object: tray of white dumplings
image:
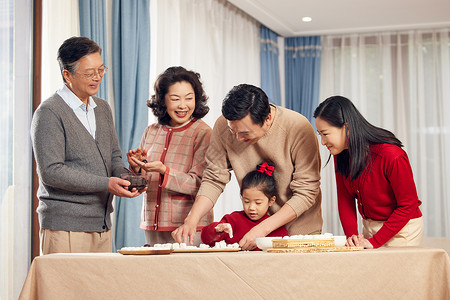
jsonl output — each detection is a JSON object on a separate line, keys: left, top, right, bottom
{"left": 171, "top": 241, "right": 241, "bottom": 253}
{"left": 118, "top": 241, "right": 241, "bottom": 255}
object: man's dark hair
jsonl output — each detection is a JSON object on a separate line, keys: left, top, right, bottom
{"left": 221, "top": 84, "right": 270, "bottom": 126}
{"left": 57, "top": 36, "right": 102, "bottom": 82}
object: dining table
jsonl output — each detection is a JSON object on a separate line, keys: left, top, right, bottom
{"left": 19, "top": 246, "right": 450, "bottom": 300}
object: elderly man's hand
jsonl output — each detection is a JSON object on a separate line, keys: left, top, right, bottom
{"left": 108, "top": 177, "right": 146, "bottom": 198}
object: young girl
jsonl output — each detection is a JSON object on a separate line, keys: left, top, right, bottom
{"left": 201, "top": 162, "right": 289, "bottom": 250}
{"left": 127, "top": 66, "right": 213, "bottom": 245}
{"left": 314, "top": 96, "right": 423, "bottom": 249}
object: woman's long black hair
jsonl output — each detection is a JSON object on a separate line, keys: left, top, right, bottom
{"left": 313, "top": 96, "right": 403, "bottom": 181}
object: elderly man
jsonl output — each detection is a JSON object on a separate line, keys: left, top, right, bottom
{"left": 31, "top": 36, "right": 143, "bottom": 255}
{"left": 173, "top": 84, "right": 322, "bottom": 250}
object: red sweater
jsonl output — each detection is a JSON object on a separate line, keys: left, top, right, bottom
{"left": 201, "top": 211, "right": 289, "bottom": 250}
{"left": 335, "top": 143, "right": 422, "bottom": 248}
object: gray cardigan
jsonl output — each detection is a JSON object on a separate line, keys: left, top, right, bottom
{"left": 31, "top": 93, "right": 128, "bottom": 232}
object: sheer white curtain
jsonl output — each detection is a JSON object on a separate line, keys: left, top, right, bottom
{"left": 41, "top": 0, "right": 79, "bottom": 101}
{"left": 151, "top": 0, "right": 261, "bottom": 219}
{"left": 1, "top": 0, "right": 33, "bottom": 298}
{"left": 319, "top": 29, "right": 450, "bottom": 237}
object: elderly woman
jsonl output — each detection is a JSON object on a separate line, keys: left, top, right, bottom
{"left": 127, "top": 66, "right": 212, "bottom": 246}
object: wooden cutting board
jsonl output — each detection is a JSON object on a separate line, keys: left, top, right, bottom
{"left": 267, "top": 246, "right": 363, "bottom": 253}
{"left": 118, "top": 249, "right": 174, "bottom": 255}
{"left": 272, "top": 238, "right": 335, "bottom": 248}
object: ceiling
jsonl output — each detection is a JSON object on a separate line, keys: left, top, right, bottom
{"left": 228, "top": 0, "right": 450, "bottom": 37}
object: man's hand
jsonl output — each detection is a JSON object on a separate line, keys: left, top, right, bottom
{"left": 238, "top": 203, "right": 296, "bottom": 250}
{"left": 172, "top": 218, "right": 198, "bottom": 245}
{"left": 172, "top": 195, "right": 215, "bottom": 245}
{"left": 108, "top": 177, "right": 146, "bottom": 198}
{"left": 238, "top": 225, "right": 267, "bottom": 250}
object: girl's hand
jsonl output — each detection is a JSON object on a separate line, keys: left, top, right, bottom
{"left": 215, "top": 223, "right": 233, "bottom": 238}
{"left": 131, "top": 157, "right": 166, "bottom": 175}
{"left": 127, "top": 148, "right": 148, "bottom": 173}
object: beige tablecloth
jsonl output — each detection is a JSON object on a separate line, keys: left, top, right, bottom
{"left": 19, "top": 247, "right": 450, "bottom": 300}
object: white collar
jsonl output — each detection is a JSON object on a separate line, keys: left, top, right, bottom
{"left": 57, "top": 84, "right": 97, "bottom": 111}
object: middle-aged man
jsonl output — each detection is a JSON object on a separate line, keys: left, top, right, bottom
{"left": 173, "top": 84, "right": 322, "bottom": 250}
{"left": 31, "top": 36, "right": 144, "bottom": 255}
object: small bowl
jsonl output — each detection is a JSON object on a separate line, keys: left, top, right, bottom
{"left": 121, "top": 173, "right": 150, "bottom": 191}
{"left": 255, "top": 237, "right": 282, "bottom": 251}
{"left": 333, "top": 236, "right": 347, "bottom": 247}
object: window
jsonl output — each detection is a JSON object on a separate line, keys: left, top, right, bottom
{"left": 0, "top": 0, "right": 13, "bottom": 209}
{"left": 0, "top": 0, "right": 33, "bottom": 298}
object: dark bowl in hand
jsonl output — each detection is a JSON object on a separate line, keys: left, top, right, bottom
{"left": 121, "top": 173, "right": 150, "bottom": 191}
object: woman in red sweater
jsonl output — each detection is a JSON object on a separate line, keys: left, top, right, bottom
{"left": 314, "top": 96, "right": 423, "bottom": 249}
{"left": 201, "top": 162, "right": 288, "bottom": 250}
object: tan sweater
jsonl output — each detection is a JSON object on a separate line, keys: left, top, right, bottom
{"left": 198, "top": 105, "right": 322, "bottom": 235}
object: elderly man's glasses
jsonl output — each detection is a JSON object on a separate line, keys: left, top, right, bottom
{"left": 76, "top": 67, "right": 108, "bottom": 79}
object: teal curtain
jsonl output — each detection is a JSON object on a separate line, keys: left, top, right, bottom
{"left": 260, "top": 25, "right": 281, "bottom": 105}
{"left": 78, "top": 0, "right": 108, "bottom": 100}
{"left": 112, "top": 0, "right": 150, "bottom": 249}
{"left": 285, "top": 36, "right": 321, "bottom": 122}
